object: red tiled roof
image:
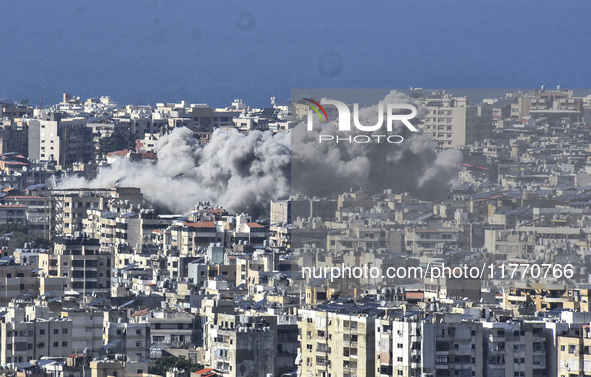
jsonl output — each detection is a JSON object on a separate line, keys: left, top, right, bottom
{"left": 141, "top": 152, "right": 157, "bottom": 159}
{"left": 130, "top": 308, "right": 150, "bottom": 318}
{"left": 185, "top": 221, "right": 216, "bottom": 228}
{"left": 246, "top": 222, "right": 264, "bottom": 228}
{"left": 194, "top": 369, "right": 216, "bottom": 376}
{"left": 405, "top": 292, "right": 424, "bottom": 299}
{"left": 107, "top": 149, "right": 129, "bottom": 157}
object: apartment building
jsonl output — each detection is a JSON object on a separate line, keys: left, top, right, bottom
{"left": 202, "top": 311, "right": 277, "bottom": 377}
{"left": 421, "top": 93, "right": 493, "bottom": 148}
{"left": 483, "top": 321, "right": 547, "bottom": 377}
{"left": 28, "top": 114, "right": 93, "bottom": 167}
{"left": 504, "top": 283, "right": 591, "bottom": 312}
{"left": 405, "top": 227, "right": 461, "bottom": 255}
{"left": 517, "top": 88, "right": 583, "bottom": 122}
{"left": 102, "top": 312, "right": 150, "bottom": 363}
{"left": 50, "top": 187, "right": 143, "bottom": 237}
{"left": 299, "top": 300, "right": 378, "bottom": 377}
{"left": 61, "top": 308, "right": 105, "bottom": 355}
{"left": 140, "top": 309, "right": 200, "bottom": 357}
{"left": 376, "top": 312, "right": 484, "bottom": 377}
{"left": 169, "top": 221, "right": 223, "bottom": 254}
{"left": 38, "top": 236, "right": 111, "bottom": 294}
{"left": 0, "top": 120, "right": 26, "bottom": 155}
{"left": 0, "top": 303, "right": 73, "bottom": 364}
{"left": 0, "top": 195, "right": 50, "bottom": 235}
{"left": 0, "top": 261, "right": 65, "bottom": 305}
{"left": 558, "top": 324, "right": 591, "bottom": 377}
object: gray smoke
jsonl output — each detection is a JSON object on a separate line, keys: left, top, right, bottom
{"left": 58, "top": 127, "right": 291, "bottom": 215}
{"left": 59, "top": 91, "right": 461, "bottom": 216}
{"left": 291, "top": 90, "right": 463, "bottom": 200}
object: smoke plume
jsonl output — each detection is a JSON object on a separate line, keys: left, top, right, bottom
{"left": 58, "top": 127, "right": 291, "bottom": 215}
{"left": 291, "top": 90, "right": 463, "bottom": 200}
{"left": 59, "top": 91, "right": 461, "bottom": 216}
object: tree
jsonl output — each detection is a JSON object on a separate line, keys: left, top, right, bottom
{"left": 148, "top": 356, "right": 203, "bottom": 376}
{"left": 0, "top": 222, "right": 51, "bottom": 249}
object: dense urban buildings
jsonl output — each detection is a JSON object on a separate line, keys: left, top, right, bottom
{"left": 0, "top": 88, "right": 591, "bottom": 376}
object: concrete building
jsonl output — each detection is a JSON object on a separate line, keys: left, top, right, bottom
{"left": 376, "top": 312, "right": 484, "bottom": 377}
{"left": 102, "top": 312, "right": 150, "bottom": 363}
{"left": 0, "top": 262, "right": 65, "bottom": 305}
{"left": 38, "top": 236, "right": 111, "bottom": 294}
{"left": 203, "top": 311, "right": 277, "bottom": 377}
{"left": 28, "top": 115, "right": 93, "bottom": 168}
{"left": 483, "top": 321, "right": 547, "bottom": 377}
{"left": 49, "top": 187, "right": 143, "bottom": 237}
{"left": 0, "top": 120, "right": 26, "bottom": 155}
{"left": 141, "top": 309, "right": 200, "bottom": 357}
{"left": 558, "top": 324, "right": 591, "bottom": 377}
{"left": 421, "top": 92, "right": 493, "bottom": 148}
{"left": 299, "top": 301, "right": 378, "bottom": 377}
{"left": 0, "top": 303, "right": 73, "bottom": 364}
{"left": 61, "top": 308, "right": 105, "bottom": 355}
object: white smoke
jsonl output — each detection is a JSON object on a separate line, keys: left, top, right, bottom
{"left": 58, "top": 127, "right": 291, "bottom": 215}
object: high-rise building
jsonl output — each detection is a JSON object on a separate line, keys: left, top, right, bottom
{"left": 28, "top": 113, "right": 93, "bottom": 168}
{"left": 376, "top": 312, "right": 484, "bottom": 377}
{"left": 421, "top": 92, "right": 493, "bottom": 148}
{"left": 202, "top": 303, "right": 278, "bottom": 377}
{"left": 299, "top": 301, "right": 378, "bottom": 377}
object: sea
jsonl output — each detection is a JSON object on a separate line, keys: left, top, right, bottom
{"left": 1, "top": 0, "right": 591, "bottom": 108}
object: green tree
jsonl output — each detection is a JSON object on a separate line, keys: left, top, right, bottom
{"left": 0, "top": 222, "right": 51, "bottom": 249}
{"left": 148, "top": 356, "right": 203, "bottom": 376}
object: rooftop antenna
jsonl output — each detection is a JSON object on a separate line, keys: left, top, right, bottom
{"left": 38, "top": 79, "right": 45, "bottom": 109}
{"left": 24, "top": 80, "right": 30, "bottom": 104}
